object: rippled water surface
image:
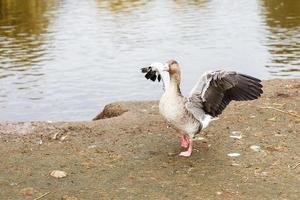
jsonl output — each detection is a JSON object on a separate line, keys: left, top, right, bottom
{"left": 0, "top": 0, "right": 299, "bottom": 121}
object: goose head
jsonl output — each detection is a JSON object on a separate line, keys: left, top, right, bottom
{"left": 164, "top": 60, "right": 181, "bottom": 87}
{"left": 164, "top": 60, "right": 181, "bottom": 75}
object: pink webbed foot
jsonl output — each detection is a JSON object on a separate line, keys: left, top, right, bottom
{"left": 180, "top": 134, "right": 189, "bottom": 148}
{"left": 179, "top": 138, "right": 193, "bottom": 157}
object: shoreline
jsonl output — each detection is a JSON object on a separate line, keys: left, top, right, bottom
{"left": 0, "top": 79, "right": 299, "bottom": 199}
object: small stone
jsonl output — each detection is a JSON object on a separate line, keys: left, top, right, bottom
{"left": 60, "top": 135, "right": 67, "bottom": 141}
{"left": 50, "top": 170, "right": 67, "bottom": 178}
{"left": 216, "top": 191, "right": 223, "bottom": 195}
{"left": 230, "top": 131, "right": 242, "bottom": 139}
{"left": 227, "top": 153, "right": 240, "bottom": 157}
{"left": 250, "top": 145, "right": 261, "bottom": 152}
{"left": 194, "top": 136, "right": 207, "bottom": 141}
{"left": 88, "top": 144, "right": 97, "bottom": 149}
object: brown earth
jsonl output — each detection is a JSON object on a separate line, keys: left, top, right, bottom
{"left": 0, "top": 79, "right": 299, "bottom": 200}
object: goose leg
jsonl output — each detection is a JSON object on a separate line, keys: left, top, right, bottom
{"left": 179, "top": 138, "right": 193, "bottom": 157}
{"left": 180, "top": 133, "right": 189, "bottom": 148}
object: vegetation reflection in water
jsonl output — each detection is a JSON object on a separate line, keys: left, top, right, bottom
{"left": 0, "top": 0, "right": 58, "bottom": 109}
{"left": 0, "top": 0, "right": 57, "bottom": 72}
{"left": 0, "top": 0, "right": 299, "bottom": 121}
{"left": 262, "top": 0, "right": 300, "bottom": 76}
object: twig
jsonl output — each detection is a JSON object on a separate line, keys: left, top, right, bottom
{"left": 292, "top": 163, "right": 300, "bottom": 169}
{"left": 259, "top": 106, "right": 300, "bottom": 119}
{"left": 33, "top": 192, "right": 50, "bottom": 200}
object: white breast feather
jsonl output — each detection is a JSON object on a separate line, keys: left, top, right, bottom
{"left": 159, "top": 91, "right": 181, "bottom": 121}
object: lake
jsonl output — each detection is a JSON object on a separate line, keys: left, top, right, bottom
{"left": 0, "top": 0, "right": 299, "bottom": 121}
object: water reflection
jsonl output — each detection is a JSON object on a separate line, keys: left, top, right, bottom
{"left": 0, "top": 0, "right": 57, "bottom": 78}
{"left": 261, "top": 0, "right": 300, "bottom": 76}
{"left": 262, "top": 0, "right": 300, "bottom": 28}
{"left": 173, "top": 0, "right": 207, "bottom": 7}
{"left": 0, "top": 0, "right": 58, "bottom": 120}
{"left": 0, "top": 0, "right": 299, "bottom": 121}
{"left": 97, "top": 0, "right": 149, "bottom": 12}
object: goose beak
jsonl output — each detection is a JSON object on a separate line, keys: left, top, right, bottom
{"left": 163, "top": 64, "right": 169, "bottom": 72}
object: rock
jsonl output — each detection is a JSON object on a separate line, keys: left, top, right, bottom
{"left": 50, "top": 170, "right": 67, "bottom": 178}
{"left": 60, "top": 135, "right": 67, "bottom": 141}
{"left": 93, "top": 103, "right": 128, "bottom": 120}
{"left": 250, "top": 145, "right": 261, "bottom": 152}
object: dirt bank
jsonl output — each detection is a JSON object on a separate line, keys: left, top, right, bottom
{"left": 0, "top": 79, "right": 299, "bottom": 200}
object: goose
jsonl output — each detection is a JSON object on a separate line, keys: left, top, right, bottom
{"left": 141, "top": 60, "right": 263, "bottom": 157}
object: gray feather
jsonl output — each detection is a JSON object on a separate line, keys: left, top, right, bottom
{"left": 186, "top": 70, "right": 263, "bottom": 118}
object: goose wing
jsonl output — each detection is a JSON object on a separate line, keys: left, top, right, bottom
{"left": 185, "top": 70, "right": 263, "bottom": 118}
{"left": 141, "top": 63, "right": 170, "bottom": 90}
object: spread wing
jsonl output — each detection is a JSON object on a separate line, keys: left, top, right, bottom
{"left": 186, "top": 70, "right": 263, "bottom": 118}
{"left": 141, "top": 63, "right": 170, "bottom": 91}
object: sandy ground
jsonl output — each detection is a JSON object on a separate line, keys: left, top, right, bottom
{"left": 0, "top": 79, "right": 299, "bottom": 200}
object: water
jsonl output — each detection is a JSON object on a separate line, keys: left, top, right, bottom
{"left": 0, "top": 0, "right": 299, "bottom": 121}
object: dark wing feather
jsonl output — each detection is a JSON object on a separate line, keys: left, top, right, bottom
{"left": 141, "top": 66, "right": 159, "bottom": 82}
{"left": 141, "top": 64, "right": 170, "bottom": 91}
{"left": 188, "top": 70, "right": 263, "bottom": 118}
